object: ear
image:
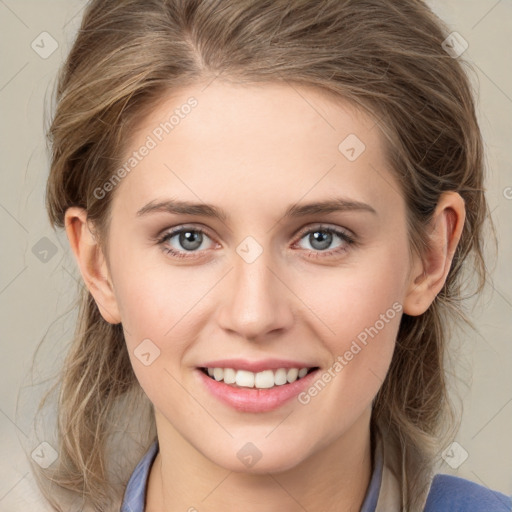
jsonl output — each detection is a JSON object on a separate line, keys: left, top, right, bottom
{"left": 403, "top": 191, "right": 466, "bottom": 316}
{"left": 64, "top": 207, "right": 121, "bottom": 324}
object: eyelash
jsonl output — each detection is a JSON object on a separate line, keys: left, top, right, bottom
{"left": 156, "top": 224, "right": 356, "bottom": 260}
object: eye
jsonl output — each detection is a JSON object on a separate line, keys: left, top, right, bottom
{"left": 293, "top": 225, "right": 356, "bottom": 258}
{"left": 157, "top": 226, "right": 217, "bottom": 259}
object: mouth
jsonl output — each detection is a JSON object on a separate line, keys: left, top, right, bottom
{"left": 199, "top": 366, "right": 320, "bottom": 389}
{"left": 196, "top": 365, "right": 321, "bottom": 413}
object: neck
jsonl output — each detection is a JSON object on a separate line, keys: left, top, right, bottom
{"left": 146, "top": 408, "right": 373, "bottom": 512}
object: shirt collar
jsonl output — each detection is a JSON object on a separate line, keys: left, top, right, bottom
{"left": 121, "top": 439, "right": 159, "bottom": 512}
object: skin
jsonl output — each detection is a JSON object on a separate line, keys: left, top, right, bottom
{"left": 65, "top": 81, "right": 465, "bottom": 511}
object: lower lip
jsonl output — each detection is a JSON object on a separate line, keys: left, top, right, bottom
{"left": 196, "top": 368, "right": 320, "bottom": 413}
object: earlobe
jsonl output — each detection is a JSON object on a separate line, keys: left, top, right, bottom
{"left": 64, "top": 207, "right": 122, "bottom": 324}
{"left": 403, "top": 192, "right": 466, "bottom": 316}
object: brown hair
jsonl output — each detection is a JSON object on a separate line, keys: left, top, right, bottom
{"left": 27, "top": 0, "right": 495, "bottom": 510}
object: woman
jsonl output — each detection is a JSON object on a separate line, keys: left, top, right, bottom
{"left": 29, "top": 0, "right": 511, "bottom": 510}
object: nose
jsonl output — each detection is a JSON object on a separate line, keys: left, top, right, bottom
{"left": 216, "top": 246, "right": 295, "bottom": 342}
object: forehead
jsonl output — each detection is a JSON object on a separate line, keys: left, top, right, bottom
{"left": 111, "top": 80, "right": 403, "bottom": 221}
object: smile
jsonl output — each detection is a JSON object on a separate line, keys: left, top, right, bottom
{"left": 196, "top": 365, "right": 321, "bottom": 413}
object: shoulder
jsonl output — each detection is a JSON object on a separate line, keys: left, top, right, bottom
{"left": 424, "top": 473, "right": 512, "bottom": 512}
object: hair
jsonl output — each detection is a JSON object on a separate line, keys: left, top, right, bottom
{"left": 25, "top": 0, "right": 496, "bottom": 510}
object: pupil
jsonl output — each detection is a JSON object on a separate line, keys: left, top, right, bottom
{"left": 180, "top": 231, "right": 202, "bottom": 250}
{"left": 311, "top": 231, "right": 332, "bottom": 250}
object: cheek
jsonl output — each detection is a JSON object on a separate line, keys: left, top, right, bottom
{"left": 113, "top": 260, "right": 197, "bottom": 401}
{"left": 110, "top": 250, "right": 220, "bottom": 401}
{"left": 112, "top": 248, "right": 205, "bottom": 343}
{"left": 293, "top": 250, "right": 406, "bottom": 394}
{"left": 297, "top": 256, "right": 405, "bottom": 343}
{"left": 296, "top": 274, "right": 401, "bottom": 422}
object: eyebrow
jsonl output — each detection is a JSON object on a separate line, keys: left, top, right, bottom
{"left": 136, "top": 197, "right": 377, "bottom": 221}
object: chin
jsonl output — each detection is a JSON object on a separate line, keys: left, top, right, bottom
{"left": 201, "top": 438, "right": 312, "bottom": 475}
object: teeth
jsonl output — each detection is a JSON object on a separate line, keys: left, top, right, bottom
{"left": 255, "top": 370, "right": 274, "bottom": 389}
{"left": 223, "top": 368, "right": 236, "bottom": 384}
{"left": 286, "top": 368, "right": 298, "bottom": 383}
{"left": 236, "top": 370, "right": 255, "bottom": 388}
{"left": 298, "top": 368, "right": 308, "bottom": 378}
{"left": 274, "top": 368, "right": 288, "bottom": 385}
{"left": 204, "top": 367, "right": 313, "bottom": 389}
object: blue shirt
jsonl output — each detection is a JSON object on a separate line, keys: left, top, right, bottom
{"left": 121, "top": 440, "right": 512, "bottom": 511}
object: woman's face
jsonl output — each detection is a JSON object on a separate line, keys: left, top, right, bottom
{"left": 103, "top": 81, "right": 420, "bottom": 472}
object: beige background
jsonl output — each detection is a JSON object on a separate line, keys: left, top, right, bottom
{"left": 0, "top": 0, "right": 511, "bottom": 509}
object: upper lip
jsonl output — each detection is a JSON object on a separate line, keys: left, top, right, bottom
{"left": 199, "top": 358, "right": 319, "bottom": 373}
